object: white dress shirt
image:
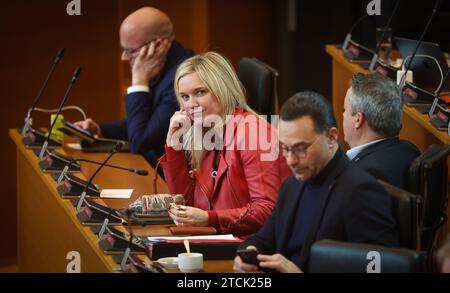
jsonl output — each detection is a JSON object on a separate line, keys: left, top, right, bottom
{"left": 346, "top": 138, "right": 388, "bottom": 161}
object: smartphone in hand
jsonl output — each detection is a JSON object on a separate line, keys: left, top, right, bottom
{"left": 236, "top": 249, "right": 259, "bottom": 266}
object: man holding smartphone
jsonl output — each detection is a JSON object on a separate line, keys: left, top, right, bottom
{"left": 233, "top": 91, "right": 399, "bottom": 273}
{"left": 75, "top": 7, "right": 194, "bottom": 170}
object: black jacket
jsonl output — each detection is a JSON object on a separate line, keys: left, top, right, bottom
{"left": 241, "top": 150, "right": 399, "bottom": 271}
{"left": 352, "top": 138, "right": 420, "bottom": 190}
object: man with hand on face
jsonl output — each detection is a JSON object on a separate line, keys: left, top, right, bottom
{"left": 75, "top": 7, "right": 194, "bottom": 169}
{"left": 233, "top": 91, "right": 399, "bottom": 273}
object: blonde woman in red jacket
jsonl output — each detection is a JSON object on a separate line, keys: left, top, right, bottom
{"left": 160, "top": 52, "right": 291, "bottom": 237}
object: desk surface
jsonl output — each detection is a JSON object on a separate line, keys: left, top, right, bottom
{"left": 10, "top": 129, "right": 234, "bottom": 272}
{"left": 325, "top": 44, "right": 450, "bottom": 147}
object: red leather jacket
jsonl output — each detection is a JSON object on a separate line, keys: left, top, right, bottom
{"left": 160, "top": 109, "right": 291, "bottom": 236}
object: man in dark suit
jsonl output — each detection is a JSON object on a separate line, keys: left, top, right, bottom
{"left": 343, "top": 73, "right": 420, "bottom": 190}
{"left": 75, "top": 7, "right": 194, "bottom": 168}
{"left": 233, "top": 91, "right": 399, "bottom": 273}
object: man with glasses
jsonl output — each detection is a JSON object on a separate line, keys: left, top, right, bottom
{"left": 343, "top": 73, "right": 420, "bottom": 190}
{"left": 75, "top": 7, "right": 193, "bottom": 169}
{"left": 234, "top": 91, "right": 399, "bottom": 273}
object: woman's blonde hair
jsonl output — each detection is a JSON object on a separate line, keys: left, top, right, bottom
{"left": 174, "top": 52, "right": 254, "bottom": 169}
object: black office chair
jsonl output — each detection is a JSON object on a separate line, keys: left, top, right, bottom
{"left": 237, "top": 57, "right": 279, "bottom": 122}
{"left": 378, "top": 180, "right": 422, "bottom": 250}
{"left": 408, "top": 144, "right": 450, "bottom": 270}
{"left": 309, "top": 240, "right": 427, "bottom": 273}
{"left": 307, "top": 181, "right": 423, "bottom": 273}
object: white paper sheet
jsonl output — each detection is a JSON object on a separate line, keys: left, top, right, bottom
{"left": 100, "top": 189, "right": 133, "bottom": 199}
{"left": 147, "top": 234, "right": 238, "bottom": 242}
{"left": 66, "top": 143, "right": 82, "bottom": 150}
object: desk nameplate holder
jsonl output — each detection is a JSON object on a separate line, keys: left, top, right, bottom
{"left": 22, "top": 128, "right": 62, "bottom": 150}
{"left": 428, "top": 98, "right": 450, "bottom": 132}
{"left": 403, "top": 82, "right": 436, "bottom": 114}
{"left": 75, "top": 196, "right": 124, "bottom": 226}
{"left": 113, "top": 248, "right": 161, "bottom": 273}
{"left": 97, "top": 218, "right": 146, "bottom": 255}
{"left": 342, "top": 40, "right": 375, "bottom": 64}
{"left": 371, "top": 59, "right": 399, "bottom": 81}
{"left": 342, "top": 34, "right": 351, "bottom": 52}
{"left": 57, "top": 173, "right": 100, "bottom": 199}
{"left": 119, "top": 247, "right": 132, "bottom": 271}
{"left": 39, "top": 151, "right": 80, "bottom": 173}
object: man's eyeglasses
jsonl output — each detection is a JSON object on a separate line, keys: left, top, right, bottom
{"left": 122, "top": 40, "right": 154, "bottom": 56}
{"left": 280, "top": 136, "right": 321, "bottom": 159}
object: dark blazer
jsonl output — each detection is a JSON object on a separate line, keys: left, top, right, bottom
{"left": 100, "top": 41, "right": 194, "bottom": 167}
{"left": 241, "top": 151, "right": 399, "bottom": 271}
{"left": 352, "top": 138, "right": 420, "bottom": 190}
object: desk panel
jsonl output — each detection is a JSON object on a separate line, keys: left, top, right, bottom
{"left": 10, "top": 129, "right": 234, "bottom": 273}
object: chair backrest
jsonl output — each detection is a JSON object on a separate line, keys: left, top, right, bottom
{"left": 309, "top": 239, "right": 427, "bottom": 273}
{"left": 237, "top": 57, "right": 279, "bottom": 120}
{"left": 378, "top": 180, "right": 422, "bottom": 250}
{"left": 408, "top": 144, "right": 450, "bottom": 255}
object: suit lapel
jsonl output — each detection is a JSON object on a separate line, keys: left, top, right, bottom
{"left": 297, "top": 154, "right": 349, "bottom": 267}
{"left": 352, "top": 138, "right": 397, "bottom": 162}
{"left": 279, "top": 180, "right": 305, "bottom": 253}
{"left": 212, "top": 152, "right": 228, "bottom": 194}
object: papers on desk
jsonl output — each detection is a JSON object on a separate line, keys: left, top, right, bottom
{"left": 147, "top": 234, "right": 242, "bottom": 259}
{"left": 100, "top": 189, "right": 133, "bottom": 199}
{"left": 66, "top": 143, "right": 82, "bottom": 150}
{"left": 147, "top": 234, "right": 240, "bottom": 243}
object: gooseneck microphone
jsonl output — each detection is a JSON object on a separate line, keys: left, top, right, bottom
{"left": 369, "top": 0, "right": 401, "bottom": 71}
{"left": 76, "top": 142, "right": 123, "bottom": 211}
{"left": 428, "top": 68, "right": 450, "bottom": 117}
{"left": 342, "top": 14, "right": 368, "bottom": 50}
{"left": 57, "top": 157, "right": 148, "bottom": 184}
{"left": 39, "top": 66, "right": 82, "bottom": 159}
{"left": 22, "top": 48, "right": 65, "bottom": 136}
{"left": 435, "top": 69, "right": 450, "bottom": 98}
{"left": 399, "top": 0, "right": 442, "bottom": 87}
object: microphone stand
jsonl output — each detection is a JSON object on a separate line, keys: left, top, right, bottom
{"left": 22, "top": 48, "right": 65, "bottom": 148}
{"left": 75, "top": 142, "right": 123, "bottom": 212}
{"left": 39, "top": 67, "right": 82, "bottom": 160}
{"left": 369, "top": 0, "right": 401, "bottom": 71}
{"left": 55, "top": 157, "right": 148, "bottom": 183}
{"left": 22, "top": 48, "right": 65, "bottom": 135}
{"left": 399, "top": 0, "right": 442, "bottom": 88}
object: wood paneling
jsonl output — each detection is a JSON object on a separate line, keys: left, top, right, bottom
{"left": 2, "top": 0, "right": 276, "bottom": 266}
{"left": 208, "top": 0, "right": 276, "bottom": 67}
{"left": 0, "top": 0, "right": 122, "bottom": 265}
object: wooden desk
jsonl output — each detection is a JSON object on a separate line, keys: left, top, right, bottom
{"left": 325, "top": 44, "right": 450, "bottom": 242}
{"left": 9, "top": 129, "right": 233, "bottom": 272}
{"left": 325, "top": 44, "right": 450, "bottom": 150}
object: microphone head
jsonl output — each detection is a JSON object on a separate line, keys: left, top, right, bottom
{"left": 55, "top": 48, "right": 65, "bottom": 63}
{"left": 135, "top": 169, "right": 149, "bottom": 176}
{"left": 434, "top": 0, "right": 442, "bottom": 10}
{"left": 73, "top": 66, "right": 82, "bottom": 79}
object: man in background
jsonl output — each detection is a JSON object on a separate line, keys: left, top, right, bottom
{"left": 75, "top": 7, "right": 193, "bottom": 169}
{"left": 343, "top": 72, "right": 420, "bottom": 190}
{"left": 234, "top": 91, "right": 399, "bottom": 273}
